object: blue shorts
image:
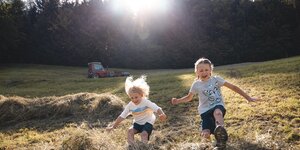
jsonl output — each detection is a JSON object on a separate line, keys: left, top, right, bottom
{"left": 133, "top": 122, "right": 153, "bottom": 139}
{"left": 200, "top": 105, "right": 226, "bottom": 134}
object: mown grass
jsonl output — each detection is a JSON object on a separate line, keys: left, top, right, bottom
{"left": 0, "top": 56, "right": 299, "bottom": 149}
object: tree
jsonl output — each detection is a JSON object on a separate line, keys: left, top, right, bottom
{"left": 0, "top": 0, "right": 26, "bottom": 63}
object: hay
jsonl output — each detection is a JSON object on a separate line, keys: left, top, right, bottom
{"left": 0, "top": 93, "right": 125, "bottom": 127}
{"left": 61, "top": 128, "right": 123, "bottom": 150}
{"left": 61, "top": 130, "right": 95, "bottom": 150}
{"left": 176, "top": 142, "right": 212, "bottom": 150}
{"left": 0, "top": 96, "right": 30, "bottom": 123}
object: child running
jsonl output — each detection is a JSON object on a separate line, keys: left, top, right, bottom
{"left": 107, "top": 76, "right": 167, "bottom": 145}
{"left": 171, "top": 57, "right": 259, "bottom": 149}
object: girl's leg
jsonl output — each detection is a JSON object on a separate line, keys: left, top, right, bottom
{"left": 140, "top": 131, "right": 149, "bottom": 143}
{"left": 213, "top": 108, "right": 224, "bottom": 126}
{"left": 140, "top": 123, "right": 153, "bottom": 144}
{"left": 127, "top": 127, "right": 138, "bottom": 145}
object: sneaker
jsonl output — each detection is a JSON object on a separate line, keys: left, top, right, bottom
{"left": 214, "top": 125, "right": 228, "bottom": 149}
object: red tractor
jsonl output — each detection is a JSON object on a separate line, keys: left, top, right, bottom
{"left": 87, "top": 62, "right": 130, "bottom": 78}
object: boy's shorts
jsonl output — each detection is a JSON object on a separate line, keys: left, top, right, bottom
{"left": 133, "top": 122, "right": 153, "bottom": 139}
{"left": 200, "top": 105, "right": 226, "bottom": 134}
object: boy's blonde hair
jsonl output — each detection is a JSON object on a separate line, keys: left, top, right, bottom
{"left": 194, "top": 57, "right": 214, "bottom": 73}
{"left": 125, "top": 76, "right": 150, "bottom": 98}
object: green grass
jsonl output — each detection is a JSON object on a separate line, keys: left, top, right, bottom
{"left": 0, "top": 56, "right": 300, "bottom": 149}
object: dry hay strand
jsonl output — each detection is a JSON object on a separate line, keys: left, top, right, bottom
{"left": 0, "top": 93, "right": 125, "bottom": 127}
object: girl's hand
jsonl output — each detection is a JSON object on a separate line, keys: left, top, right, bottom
{"left": 106, "top": 126, "right": 114, "bottom": 132}
{"left": 159, "top": 114, "right": 167, "bottom": 121}
{"left": 247, "top": 97, "right": 260, "bottom": 102}
{"left": 171, "top": 98, "right": 178, "bottom": 105}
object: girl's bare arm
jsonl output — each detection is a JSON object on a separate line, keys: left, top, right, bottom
{"left": 157, "top": 108, "right": 167, "bottom": 121}
{"left": 171, "top": 92, "right": 194, "bottom": 105}
{"left": 106, "top": 116, "right": 125, "bottom": 131}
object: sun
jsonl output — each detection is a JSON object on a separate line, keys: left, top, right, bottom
{"left": 109, "top": 0, "right": 170, "bottom": 40}
{"left": 113, "top": 0, "right": 168, "bottom": 16}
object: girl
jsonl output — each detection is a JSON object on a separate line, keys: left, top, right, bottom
{"left": 107, "top": 76, "right": 167, "bottom": 145}
{"left": 171, "top": 57, "right": 258, "bottom": 149}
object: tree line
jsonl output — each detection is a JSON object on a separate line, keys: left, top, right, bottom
{"left": 1, "top": 0, "right": 299, "bottom": 69}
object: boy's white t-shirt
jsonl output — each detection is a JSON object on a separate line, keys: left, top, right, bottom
{"left": 189, "top": 76, "right": 226, "bottom": 115}
{"left": 119, "top": 98, "right": 161, "bottom": 125}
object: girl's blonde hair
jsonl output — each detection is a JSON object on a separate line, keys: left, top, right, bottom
{"left": 194, "top": 57, "right": 214, "bottom": 73}
{"left": 125, "top": 75, "right": 150, "bottom": 98}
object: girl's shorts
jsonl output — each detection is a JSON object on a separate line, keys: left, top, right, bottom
{"left": 200, "top": 105, "right": 226, "bottom": 134}
{"left": 133, "top": 122, "right": 153, "bottom": 139}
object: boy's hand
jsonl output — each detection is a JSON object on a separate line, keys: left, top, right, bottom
{"left": 171, "top": 98, "right": 178, "bottom": 105}
{"left": 159, "top": 114, "right": 167, "bottom": 121}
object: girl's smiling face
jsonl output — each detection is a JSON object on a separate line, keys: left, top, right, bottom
{"left": 196, "top": 63, "right": 212, "bottom": 81}
{"left": 128, "top": 92, "right": 143, "bottom": 105}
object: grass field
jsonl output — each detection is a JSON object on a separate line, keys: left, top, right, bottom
{"left": 0, "top": 56, "right": 299, "bottom": 149}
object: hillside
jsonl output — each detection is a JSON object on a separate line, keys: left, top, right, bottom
{"left": 0, "top": 56, "right": 299, "bottom": 149}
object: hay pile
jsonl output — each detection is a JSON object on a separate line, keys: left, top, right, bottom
{"left": 0, "top": 93, "right": 125, "bottom": 127}
{"left": 61, "top": 128, "right": 123, "bottom": 150}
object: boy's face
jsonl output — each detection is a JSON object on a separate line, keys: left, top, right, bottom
{"left": 196, "top": 63, "right": 212, "bottom": 81}
{"left": 128, "top": 92, "right": 143, "bottom": 105}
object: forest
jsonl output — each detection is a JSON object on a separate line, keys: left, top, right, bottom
{"left": 1, "top": 0, "right": 300, "bottom": 69}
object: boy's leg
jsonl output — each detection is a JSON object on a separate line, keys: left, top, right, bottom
{"left": 213, "top": 106, "right": 228, "bottom": 149}
{"left": 200, "top": 111, "right": 215, "bottom": 142}
{"left": 200, "top": 129, "right": 211, "bottom": 142}
{"left": 213, "top": 108, "right": 224, "bottom": 126}
{"left": 214, "top": 125, "right": 228, "bottom": 149}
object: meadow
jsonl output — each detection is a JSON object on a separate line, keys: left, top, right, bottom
{"left": 0, "top": 56, "right": 299, "bottom": 150}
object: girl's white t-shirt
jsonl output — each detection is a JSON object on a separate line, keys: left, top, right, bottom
{"left": 119, "top": 98, "right": 161, "bottom": 125}
{"left": 189, "top": 76, "right": 226, "bottom": 115}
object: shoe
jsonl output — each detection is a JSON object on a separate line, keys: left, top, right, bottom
{"left": 214, "top": 125, "right": 228, "bottom": 150}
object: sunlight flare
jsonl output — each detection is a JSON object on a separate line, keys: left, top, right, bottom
{"left": 113, "top": 0, "right": 168, "bottom": 16}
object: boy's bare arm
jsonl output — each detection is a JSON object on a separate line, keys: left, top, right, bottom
{"left": 223, "top": 82, "right": 258, "bottom": 102}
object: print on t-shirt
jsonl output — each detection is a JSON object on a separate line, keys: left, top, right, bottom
{"left": 202, "top": 81, "right": 222, "bottom": 105}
